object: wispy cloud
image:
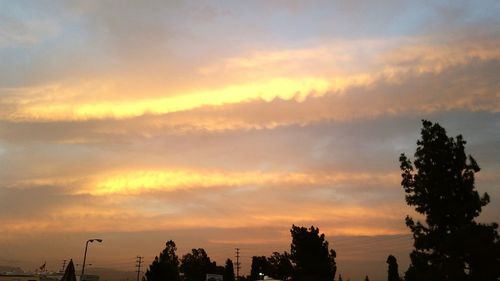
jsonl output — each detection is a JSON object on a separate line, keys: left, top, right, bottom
{"left": 2, "top": 38, "right": 498, "bottom": 124}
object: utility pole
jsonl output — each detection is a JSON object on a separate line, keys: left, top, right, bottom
{"left": 60, "top": 260, "right": 67, "bottom": 273}
{"left": 235, "top": 248, "right": 240, "bottom": 281}
{"left": 135, "top": 256, "right": 144, "bottom": 281}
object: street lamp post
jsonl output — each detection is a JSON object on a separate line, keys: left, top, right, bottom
{"left": 81, "top": 239, "right": 102, "bottom": 281}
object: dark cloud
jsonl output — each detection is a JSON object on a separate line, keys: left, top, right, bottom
{"left": 0, "top": 185, "right": 65, "bottom": 219}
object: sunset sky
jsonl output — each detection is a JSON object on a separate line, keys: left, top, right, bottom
{"left": 1, "top": 1, "right": 499, "bottom": 280}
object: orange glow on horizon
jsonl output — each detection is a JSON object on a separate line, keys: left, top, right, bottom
{"left": 0, "top": 203, "right": 408, "bottom": 236}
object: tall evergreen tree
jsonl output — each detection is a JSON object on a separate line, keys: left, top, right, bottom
{"left": 386, "top": 255, "right": 400, "bottom": 281}
{"left": 290, "top": 225, "right": 337, "bottom": 281}
{"left": 400, "top": 120, "right": 500, "bottom": 281}
{"left": 143, "top": 240, "right": 180, "bottom": 281}
{"left": 223, "top": 259, "right": 235, "bottom": 281}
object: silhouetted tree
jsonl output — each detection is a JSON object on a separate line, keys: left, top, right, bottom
{"left": 215, "top": 265, "right": 225, "bottom": 276}
{"left": 61, "top": 259, "right": 76, "bottom": 281}
{"left": 144, "top": 240, "right": 180, "bottom": 281}
{"left": 267, "top": 252, "right": 293, "bottom": 280}
{"left": 180, "top": 248, "right": 216, "bottom": 281}
{"left": 223, "top": 259, "right": 235, "bottom": 281}
{"left": 250, "top": 256, "right": 272, "bottom": 280}
{"left": 400, "top": 120, "right": 500, "bottom": 281}
{"left": 386, "top": 255, "right": 400, "bottom": 281}
{"left": 290, "top": 225, "right": 337, "bottom": 281}
{"left": 364, "top": 275, "right": 369, "bottom": 281}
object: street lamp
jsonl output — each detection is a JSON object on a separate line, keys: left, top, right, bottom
{"left": 81, "top": 239, "right": 103, "bottom": 281}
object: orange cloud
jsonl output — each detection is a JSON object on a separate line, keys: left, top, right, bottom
{"left": 4, "top": 38, "right": 498, "bottom": 123}
{"left": 0, "top": 199, "right": 407, "bottom": 237}
{"left": 83, "top": 168, "right": 399, "bottom": 196}
{"left": 2, "top": 77, "right": 333, "bottom": 121}
{"left": 0, "top": 166, "right": 407, "bottom": 238}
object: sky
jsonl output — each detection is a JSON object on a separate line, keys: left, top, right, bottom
{"left": 1, "top": 1, "right": 499, "bottom": 280}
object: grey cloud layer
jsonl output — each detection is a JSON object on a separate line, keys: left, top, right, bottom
{"left": 2, "top": 0, "right": 499, "bottom": 88}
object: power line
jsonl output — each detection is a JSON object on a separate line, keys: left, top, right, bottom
{"left": 99, "top": 259, "right": 139, "bottom": 266}
{"left": 135, "top": 256, "right": 144, "bottom": 281}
